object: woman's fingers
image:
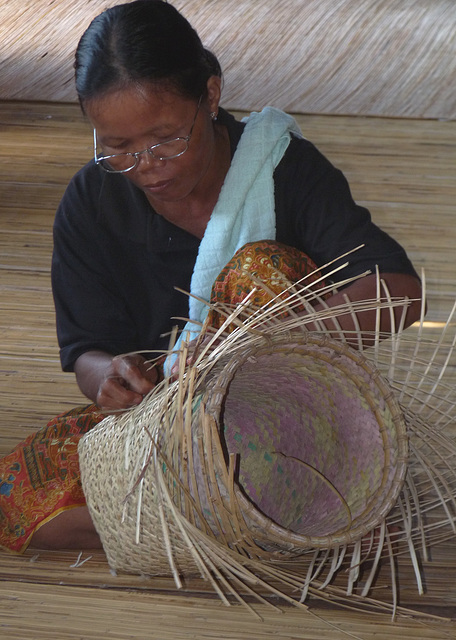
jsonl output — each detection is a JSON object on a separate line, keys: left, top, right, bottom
{"left": 97, "top": 355, "right": 159, "bottom": 411}
{"left": 96, "top": 375, "right": 143, "bottom": 410}
{"left": 112, "top": 354, "right": 157, "bottom": 394}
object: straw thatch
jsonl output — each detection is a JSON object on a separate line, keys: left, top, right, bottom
{"left": 0, "top": 0, "right": 455, "bottom": 119}
{"left": 79, "top": 266, "right": 456, "bottom": 619}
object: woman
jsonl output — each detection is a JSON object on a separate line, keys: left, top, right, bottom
{"left": 0, "top": 0, "right": 422, "bottom": 553}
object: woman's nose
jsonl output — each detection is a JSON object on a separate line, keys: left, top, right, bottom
{"left": 136, "top": 149, "right": 166, "bottom": 170}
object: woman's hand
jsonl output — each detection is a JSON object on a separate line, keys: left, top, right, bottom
{"left": 97, "top": 353, "right": 159, "bottom": 410}
{"left": 74, "top": 350, "right": 159, "bottom": 411}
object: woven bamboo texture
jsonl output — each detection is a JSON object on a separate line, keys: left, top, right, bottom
{"left": 0, "top": 0, "right": 455, "bottom": 119}
{"left": 1, "top": 102, "right": 456, "bottom": 637}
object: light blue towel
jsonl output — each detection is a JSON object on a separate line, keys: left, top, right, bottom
{"left": 166, "top": 107, "right": 302, "bottom": 371}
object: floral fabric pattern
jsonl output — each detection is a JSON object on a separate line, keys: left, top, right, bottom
{"left": 208, "top": 240, "right": 322, "bottom": 330}
{"left": 0, "top": 405, "right": 103, "bottom": 552}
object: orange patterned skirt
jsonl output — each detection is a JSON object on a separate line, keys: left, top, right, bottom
{"left": 0, "top": 240, "right": 321, "bottom": 553}
{"left": 0, "top": 405, "right": 104, "bottom": 552}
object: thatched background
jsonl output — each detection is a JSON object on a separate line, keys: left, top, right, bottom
{"left": 1, "top": 0, "right": 455, "bottom": 118}
{"left": 1, "top": 1, "right": 456, "bottom": 636}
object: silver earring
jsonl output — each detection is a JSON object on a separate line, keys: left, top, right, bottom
{"left": 210, "top": 111, "right": 218, "bottom": 121}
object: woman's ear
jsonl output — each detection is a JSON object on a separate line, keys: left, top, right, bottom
{"left": 206, "top": 75, "right": 222, "bottom": 115}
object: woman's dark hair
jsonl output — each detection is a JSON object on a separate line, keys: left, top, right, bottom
{"left": 75, "top": 0, "right": 222, "bottom": 105}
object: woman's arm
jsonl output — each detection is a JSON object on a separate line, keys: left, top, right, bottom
{"left": 74, "top": 350, "right": 159, "bottom": 411}
{"left": 309, "top": 272, "right": 423, "bottom": 344}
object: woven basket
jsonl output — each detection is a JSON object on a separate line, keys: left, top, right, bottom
{"left": 79, "top": 332, "right": 408, "bottom": 577}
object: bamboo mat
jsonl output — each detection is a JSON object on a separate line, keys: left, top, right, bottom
{"left": 1, "top": 101, "right": 456, "bottom": 637}
{"left": 0, "top": 0, "right": 455, "bottom": 119}
{"left": 2, "top": 581, "right": 455, "bottom": 640}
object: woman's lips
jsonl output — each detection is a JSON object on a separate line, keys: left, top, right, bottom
{"left": 143, "top": 179, "right": 172, "bottom": 194}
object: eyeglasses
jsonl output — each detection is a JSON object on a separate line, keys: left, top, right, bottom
{"left": 93, "top": 96, "right": 203, "bottom": 173}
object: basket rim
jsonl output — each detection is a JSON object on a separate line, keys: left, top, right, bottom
{"left": 203, "top": 333, "right": 409, "bottom": 549}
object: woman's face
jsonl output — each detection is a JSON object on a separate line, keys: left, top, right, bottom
{"left": 85, "top": 80, "right": 221, "bottom": 206}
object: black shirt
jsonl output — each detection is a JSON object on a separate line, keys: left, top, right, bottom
{"left": 52, "top": 108, "right": 417, "bottom": 371}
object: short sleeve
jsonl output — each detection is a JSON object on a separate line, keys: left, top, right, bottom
{"left": 274, "top": 136, "right": 418, "bottom": 283}
{"left": 51, "top": 167, "right": 139, "bottom": 370}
